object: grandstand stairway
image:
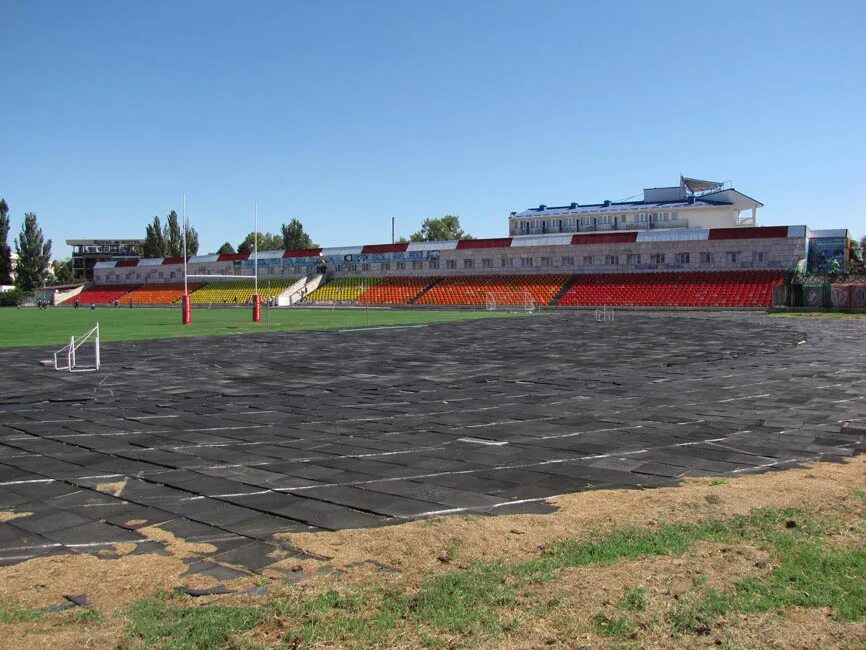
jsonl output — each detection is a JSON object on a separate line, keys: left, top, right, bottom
{"left": 408, "top": 278, "right": 443, "bottom": 304}
{"left": 550, "top": 276, "right": 581, "bottom": 306}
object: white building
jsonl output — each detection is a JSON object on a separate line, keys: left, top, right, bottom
{"left": 509, "top": 176, "right": 762, "bottom": 236}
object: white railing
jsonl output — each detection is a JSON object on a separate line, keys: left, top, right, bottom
{"left": 54, "top": 323, "right": 100, "bottom": 372}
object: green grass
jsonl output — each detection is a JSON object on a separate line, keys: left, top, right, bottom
{"left": 122, "top": 507, "right": 866, "bottom": 649}
{"left": 126, "top": 594, "right": 262, "bottom": 649}
{"left": 853, "top": 489, "right": 866, "bottom": 502}
{"left": 0, "top": 306, "right": 527, "bottom": 348}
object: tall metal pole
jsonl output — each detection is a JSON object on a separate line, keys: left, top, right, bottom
{"left": 252, "top": 201, "right": 261, "bottom": 322}
{"left": 391, "top": 217, "right": 395, "bottom": 244}
{"left": 182, "top": 193, "right": 188, "bottom": 296}
{"left": 181, "top": 193, "right": 191, "bottom": 325}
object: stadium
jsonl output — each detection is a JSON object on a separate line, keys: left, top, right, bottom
{"left": 50, "top": 177, "right": 863, "bottom": 314}
{"left": 1, "top": 176, "right": 865, "bottom": 648}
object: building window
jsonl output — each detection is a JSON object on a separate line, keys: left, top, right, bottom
{"left": 650, "top": 253, "right": 665, "bottom": 264}
{"left": 726, "top": 251, "right": 740, "bottom": 263}
{"left": 521, "top": 257, "right": 533, "bottom": 267}
{"left": 446, "top": 259, "right": 456, "bottom": 269}
{"left": 561, "top": 255, "right": 574, "bottom": 266}
{"left": 362, "top": 263, "right": 370, "bottom": 271}
{"left": 700, "top": 252, "right": 712, "bottom": 264}
{"left": 428, "top": 259, "right": 439, "bottom": 270}
{"left": 583, "top": 255, "right": 594, "bottom": 266}
{"left": 348, "top": 264, "right": 357, "bottom": 272}
{"left": 482, "top": 258, "right": 493, "bottom": 268}
{"left": 412, "top": 261, "right": 423, "bottom": 270}
{"left": 753, "top": 251, "right": 766, "bottom": 263}
{"left": 396, "top": 261, "right": 406, "bottom": 270}
{"left": 604, "top": 255, "right": 619, "bottom": 265}
{"left": 382, "top": 262, "right": 391, "bottom": 271}
{"left": 675, "top": 252, "right": 690, "bottom": 264}
{"left": 335, "top": 264, "right": 344, "bottom": 271}
{"left": 627, "top": 253, "right": 640, "bottom": 265}
{"left": 539, "top": 256, "right": 549, "bottom": 266}
{"left": 464, "top": 259, "right": 474, "bottom": 268}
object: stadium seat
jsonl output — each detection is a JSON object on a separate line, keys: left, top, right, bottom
{"left": 75, "top": 284, "right": 140, "bottom": 305}
{"left": 117, "top": 283, "right": 204, "bottom": 305}
{"left": 303, "top": 277, "right": 382, "bottom": 303}
{"left": 357, "top": 277, "right": 438, "bottom": 304}
{"left": 189, "top": 279, "right": 296, "bottom": 305}
{"left": 557, "top": 271, "right": 784, "bottom": 308}
{"left": 415, "top": 275, "right": 570, "bottom": 306}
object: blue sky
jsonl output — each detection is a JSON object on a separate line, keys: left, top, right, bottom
{"left": 2, "top": 0, "right": 864, "bottom": 257}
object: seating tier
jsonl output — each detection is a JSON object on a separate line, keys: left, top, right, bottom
{"left": 558, "top": 271, "right": 784, "bottom": 307}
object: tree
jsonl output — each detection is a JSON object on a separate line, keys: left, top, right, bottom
{"left": 14, "top": 212, "right": 52, "bottom": 290}
{"left": 143, "top": 216, "right": 165, "bottom": 258}
{"left": 860, "top": 235, "right": 866, "bottom": 264}
{"left": 163, "top": 211, "right": 184, "bottom": 258}
{"left": 0, "top": 199, "right": 12, "bottom": 284}
{"left": 237, "top": 231, "right": 282, "bottom": 253}
{"left": 51, "top": 258, "right": 75, "bottom": 284}
{"left": 409, "top": 215, "right": 473, "bottom": 242}
{"left": 280, "top": 219, "right": 316, "bottom": 250}
{"left": 396, "top": 236, "right": 409, "bottom": 244}
{"left": 143, "top": 211, "right": 198, "bottom": 258}
{"left": 216, "top": 242, "right": 236, "bottom": 255}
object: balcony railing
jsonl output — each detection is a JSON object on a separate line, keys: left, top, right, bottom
{"left": 510, "top": 219, "right": 690, "bottom": 236}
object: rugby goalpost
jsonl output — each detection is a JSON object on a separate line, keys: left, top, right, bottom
{"left": 180, "top": 196, "right": 262, "bottom": 325}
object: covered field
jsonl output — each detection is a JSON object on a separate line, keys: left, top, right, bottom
{"left": 0, "top": 311, "right": 864, "bottom": 647}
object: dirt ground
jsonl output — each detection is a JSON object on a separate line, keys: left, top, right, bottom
{"left": 0, "top": 456, "right": 864, "bottom": 649}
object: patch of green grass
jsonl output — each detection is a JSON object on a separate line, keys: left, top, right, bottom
{"left": 125, "top": 593, "right": 263, "bottom": 650}
{"left": 591, "top": 611, "right": 633, "bottom": 637}
{"left": 120, "top": 507, "right": 856, "bottom": 648}
{"left": 0, "top": 306, "right": 527, "bottom": 348}
{"left": 853, "top": 489, "right": 866, "bottom": 502}
{"left": 670, "top": 533, "right": 866, "bottom": 636}
{"left": 0, "top": 602, "right": 46, "bottom": 624}
{"left": 710, "top": 478, "right": 728, "bottom": 486}
{"left": 619, "top": 586, "right": 648, "bottom": 612}
{"left": 65, "top": 608, "right": 103, "bottom": 624}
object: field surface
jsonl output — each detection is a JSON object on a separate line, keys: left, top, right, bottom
{"left": 0, "top": 306, "right": 515, "bottom": 348}
{"left": 0, "top": 310, "right": 863, "bottom": 648}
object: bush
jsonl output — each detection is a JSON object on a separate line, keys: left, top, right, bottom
{"left": 0, "top": 288, "right": 27, "bottom": 306}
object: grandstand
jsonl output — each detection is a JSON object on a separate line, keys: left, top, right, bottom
{"left": 80, "top": 177, "right": 860, "bottom": 311}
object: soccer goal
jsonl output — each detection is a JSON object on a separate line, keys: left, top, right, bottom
{"left": 54, "top": 323, "right": 100, "bottom": 372}
{"left": 484, "top": 291, "right": 535, "bottom": 313}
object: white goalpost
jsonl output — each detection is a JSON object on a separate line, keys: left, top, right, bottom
{"left": 54, "top": 323, "right": 100, "bottom": 372}
{"left": 181, "top": 198, "right": 261, "bottom": 324}
{"left": 484, "top": 291, "right": 535, "bottom": 313}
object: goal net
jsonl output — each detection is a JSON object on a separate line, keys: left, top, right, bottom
{"left": 484, "top": 291, "right": 535, "bottom": 312}
{"left": 54, "top": 323, "right": 101, "bottom": 372}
